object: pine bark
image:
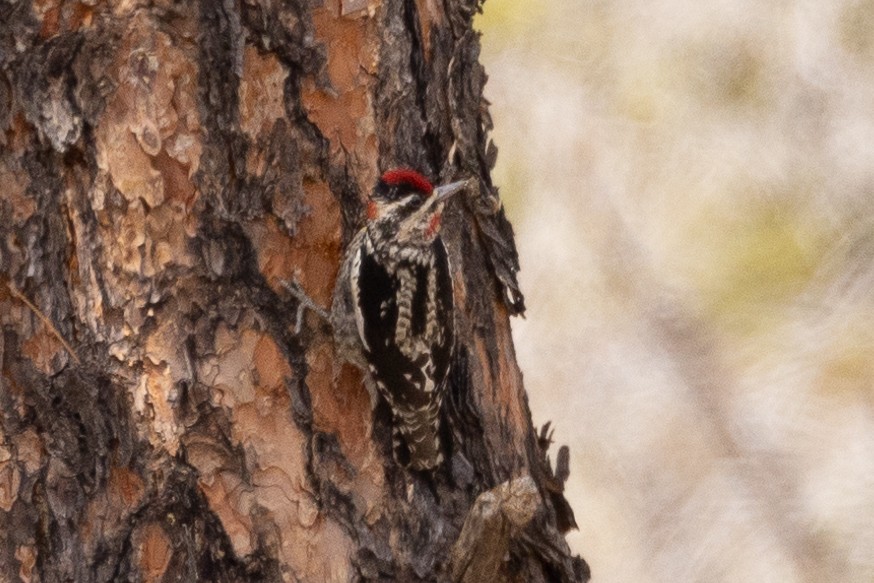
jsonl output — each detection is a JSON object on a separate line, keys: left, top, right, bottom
{"left": 0, "top": 1, "right": 586, "bottom": 581}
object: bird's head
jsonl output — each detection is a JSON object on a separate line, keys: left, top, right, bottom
{"left": 366, "top": 168, "right": 468, "bottom": 246}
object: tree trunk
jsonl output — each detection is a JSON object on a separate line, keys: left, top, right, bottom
{"left": 0, "top": 1, "right": 586, "bottom": 581}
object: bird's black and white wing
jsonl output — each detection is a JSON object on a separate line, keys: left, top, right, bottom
{"left": 351, "top": 237, "right": 454, "bottom": 469}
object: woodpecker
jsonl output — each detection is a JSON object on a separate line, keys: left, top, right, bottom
{"left": 332, "top": 168, "right": 468, "bottom": 471}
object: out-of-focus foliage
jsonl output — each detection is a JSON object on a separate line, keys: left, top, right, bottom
{"left": 477, "top": 1, "right": 874, "bottom": 581}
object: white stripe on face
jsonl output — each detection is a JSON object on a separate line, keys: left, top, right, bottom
{"left": 374, "top": 194, "right": 419, "bottom": 220}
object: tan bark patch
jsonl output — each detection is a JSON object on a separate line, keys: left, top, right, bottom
{"left": 209, "top": 324, "right": 258, "bottom": 408}
{"left": 68, "top": 2, "right": 94, "bottom": 30}
{"left": 198, "top": 470, "right": 256, "bottom": 556}
{"left": 291, "top": 179, "right": 344, "bottom": 306}
{"left": 249, "top": 179, "right": 342, "bottom": 308}
{"left": 239, "top": 46, "right": 288, "bottom": 141}
{"left": 193, "top": 320, "right": 356, "bottom": 579}
{"left": 95, "top": 11, "right": 201, "bottom": 208}
{"left": 100, "top": 120, "right": 165, "bottom": 206}
{"left": 494, "top": 317, "right": 530, "bottom": 474}
{"left": 0, "top": 165, "right": 33, "bottom": 223}
{"left": 474, "top": 328, "right": 530, "bottom": 478}
{"left": 15, "top": 545, "right": 36, "bottom": 583}
{"left": 136, "top": 365, "right": 181, "bottom": 456}
{"left": 21, "top": 326, "right": 65, "bottom": 376}
{"left": 34, "top": 0, "right": 60, "bottom": 39}
{"left": 302, "top": 3, "right": 379, "bottom": 194}
{"left": 306, "top": 342, "right": 372, "bottom": 466}
{"left": 143, "top": 201, "right": 195, "bottom": 275}
{"left": 151, "top": 151, "right": 196, "bottom": 209}
{"left": 108, "top": 466, "right": 146, "bottom": 509}
{"left": 144, "top": 302, "right": 189, "bottom": 373}
{"left": 0, "top": 113, "right": 31, "bottom": 154}
{"left": 253, "top": 333, "right": 288, "bottom": 390}
{"left": 134, "top": 523, "right": 173, "bottom": 582}
{"left": 80, "top": 464, "right": 147, "bottom": 553}
{"left": 13, "top": 429, "right": 43, "bottom": 475}
{"left": 0, "top": 445, "right": 20, "bottom": 512}
{"left": 306, "top": 342, "right": 387, "bottom": 520}
{"left": 114, "top": 200, "right": 147, "bottom": 275}
{"left": 34, "top": 0, "right": 94, "bottom": 38}
{"left": 415, "top": 0, "right": 446, "bottom": 60}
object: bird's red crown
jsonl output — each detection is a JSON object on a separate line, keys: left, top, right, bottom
{"left": 380, "top": 168, "right": 434, "bottom": 196}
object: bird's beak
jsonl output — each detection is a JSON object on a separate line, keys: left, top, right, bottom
{"left": 432, "top": 179, "right": 469, "bottom": 203}
{"left": 400, "top": 177, "right": 470, "bottom": 240}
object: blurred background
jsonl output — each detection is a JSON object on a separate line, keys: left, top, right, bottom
{"left": 476, "top": 1, "right": 874, "bottom": 581}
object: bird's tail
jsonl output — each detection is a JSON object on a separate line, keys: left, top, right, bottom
{"left": 392, "top": 403, "right": 443, "bottom": 471}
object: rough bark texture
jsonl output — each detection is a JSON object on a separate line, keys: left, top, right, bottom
{"left": 0, "top": 1, "right": 585, "bottom": 581}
